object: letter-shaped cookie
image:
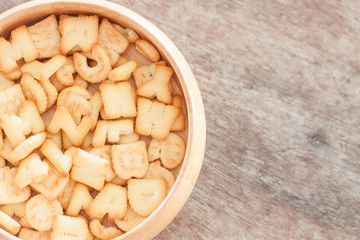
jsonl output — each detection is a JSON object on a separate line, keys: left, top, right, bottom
{"left": 40, "top": 139, "right": 73, "bottom": 176}
{"left": 135, "top": 97, "right": 179, "bottom": 140}
{"left": 66, "top": 183, "right": 93, "bottom": 217}
{"left": 0, "top": 37, "right": 21, "bottom": 73}
{"left": 70, "top": 149, "right": 109, "bottom": 190}
{"left": 51, "top": 215, "right": 89, "bottom": 240}
{"left": 85, "top": 183, "right": 127, "bottom": 221}
{"left": 28, "top": 14, "right": 61, "bottom": 58}
{"left": 59, "top": 15, "right": 98, "bottom": 54}
{"left": 0, "top": 84, "right": 26, "bottom": 116}
{"left": 100, "top": 81, "right": 137, "bottom": 119}
{"left": 10, "top": 25, "right": 39, "bottom": 62}
{"left": 98, "top": 18, "right": 129, "bottom": 66}
{"left": 136, "top": 64, "right": 173, "bottom": 104}
{"left": 21, "top": 55, "right": 66, "bottom": 82}
{"left": 13, "top": 153, "right": 49, "bottom": 189}
{"left": 0, "top": 167, "right": 30, "bottom": 204}
{"left": 0, "top": 112, "right": 31, "bottom": 148}
{"left": 92, "top": 119, "right": 133, "bottom": 148}
{"left": 47, "top": 106, "right": 93, "bottom": 147}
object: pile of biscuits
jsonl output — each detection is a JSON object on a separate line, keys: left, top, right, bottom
{"left": 0, "top": 14, "right": 186, "bottom": 240}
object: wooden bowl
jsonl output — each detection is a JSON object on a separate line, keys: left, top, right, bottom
{"left": 0, "top": 0, "right": 206, "bottom": 239}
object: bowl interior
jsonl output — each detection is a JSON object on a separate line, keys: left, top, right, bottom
{"left": 0, "top": 1, "right": 206, "bottom": 240}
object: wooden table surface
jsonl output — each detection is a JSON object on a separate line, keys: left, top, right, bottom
{"left": 2, "top": 0, "right": 360, "bottom": 239}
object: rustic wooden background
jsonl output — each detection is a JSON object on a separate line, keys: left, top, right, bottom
{"left": 2, "top": 0, "right": 360, "bottom": 239}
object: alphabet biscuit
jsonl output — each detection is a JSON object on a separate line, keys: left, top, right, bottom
{"left": 148, "top": 132, "right": 185, "bottom": 169}
{"left": 30, "top": 160, "right": 69, "bottom": 201}
{"left": 70, "top": 148, "right": 109, "bottom": 190}
{"left": 51, "top": 215, "right": 89, "bottom": 240}
{"left": 74, "top": 44, "right": 111, "bottom": 83}
{"left": 85, "top": 183, "right": 127, "bottom": 221}
{"left": 59, "top": 15, "right": 98, "bottom": 54}
{"left": 89, "top": 219, "right": 123, "bottom": 240}
{"left": 99, "top": 18, "right": 129, "bottom": 66}
{"left": 127, "top": 178, "right": 166, "bottom": 217}
{"left": 111, "top": 141, "right": 149, "bottom": 180}
{"left": 135, "top": 97, "right": 179, "bottom": 140}
{"left": 0, "top": 167, "right": 30, "bottom": 204}
{"left": 28, "top": 14, "right": 61, "bottom": 58}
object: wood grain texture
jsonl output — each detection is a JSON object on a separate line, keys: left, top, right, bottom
{"left": 1, "top": 0, "right": 360, "bottom": 239}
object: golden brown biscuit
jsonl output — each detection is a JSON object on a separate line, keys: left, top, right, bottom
{"left": 135, "top": 97, "right": 179, "bottom": 140}
{"left": 0, "top": 72, "right": 15, "bottom": 91}
{"left": 170, "top": 94, "right": 186, "bottom": 131}
{"left": 113, "top": 55, "right": 129, "bottom": 68}
{"left": 92, "top": 119, "right": 133, "bottom": 148}
{"left": 40, "top": 79, "right": 58, "bottom": 109}
{"left": 0, "top": 112, "right": 31, "bottom": 148}
{"left": 21, "top": 55, "right": 66, "bottom": 82}
{"left": 55, "top": 56, "right": 75, "bottom": 86}
{"left": 111, "top": 141, "right": 149, "bottom": 180}
{"left": 74, "top": 74, "right": 89, "bottom": 89}
{"left": 135, "top": 39, "right": 160, "bottom": 62}
{"left": 0, "top": 138, "right": 16, "bottom": 166}
{"left": 58, "top": 179, "right": 76, "bottom": 210}
{"left": 89, "top": 145, "right": 116, "bottom": 182}
{"left": 40, "top": 138, "right": 73, "bottom": 176}
{"left": 114, "top": 204, "right": 146, "bottom": 232}
{"left": 3, "top": 68, "right": 22, "bottom": 81}
{"left": 144, "top": 160, "right": 175, "bottom": 194}
{"left": 86, "top": 183, "right": 127, "bottom": 221}
{"left": 49, "top": 75, "right": 67, "bottom": 92}
{"left": 61, "top": 130, "right": 73, "bottom": 151}
{"left": 113, "top": 24, "right": 139, "bottom": 43}
{"left": 127, "top": 178, "right": 166, "bottom": 217}
{"left": 70, "top": 148, "right": 109, "bottom": 190}
{"left": 0, "top": 128, "right": 3, "bottom": 151}
{"left": 108, "top": 60, "right": 137, "bottom": 81}
{"left": 148, "top": 132, "right": 185, "bottom": 169}
{"left": 51, "top": 215, "right": 89, "bottom": 240}
{"left": 0, "top": 210, "right": 20, "bottom": 235}
{"left": 110, "top": 176, "right": 127, "bottom": 186}
{"left": 9, "top": 132, "right": 47, "bottom": 164}
{"left": 25, "top": 194, "right": 63, "bottom": 231}
{"left": 10, "top": 25, "right": 39, "bottom": 62}
{"left": 59, "top": 15, "right": 98, "bottom": 54}
{"left": 0, "top": 37, "right": 21, "bottom": 73}
{"left": 117, "top": 131, "right": 140, "bottom": 144}
{"left": 74, "top": 44, "right": 111, "bottom": 83}
{"left": 28, "top": 14, "right": 61, "bottom": 58}
{"left": 0, "top": 156, "right": 4, "bottom": 168}
{"left": 99, "top": 18, "right": 129, "bottom": 66}
{"left": 66, "top": 183, "right": 93, "bottom": 217}
{"left": 132, "top": 61, "right": 166, "bottom": 88}
{"left": 30, "top": 160, "right": 69, "bottom": 201}
{"left": 47, "top": 106, "right": 93, "bottom": 147}
{"left": 0, "top": 202, "right": 32, "bottom": 229}
{"left": 64, "top": 91, "right": 92, "bottom": 124}
{"left": 89, "top": 219, "right": 123, "bottom": 240}
{"left": 19, "top": 100, "right": 46, "bottom": 134}
{"left": 89, "top": 91, "right": 102, "bottom": 131}
{"left": 46, "top": 132, "right": 62, "bottom": 149}
{"left": 136, "top": 64, "right": 173, "bottom": 104}
{"left": 99, "top": 81, "right": 137, "bottom": 119}
{"left": 20, "top": 73, "right": 48, "bottom": 113}
{"left": 80, "top": 131, "right": 95, "bottom": 150}
{"left": 57, "top": 85, "right": 92, "bottom": 106}
{"left": 18, "top": 228, "right": 51, "bottom": 240}
{"left": 0, "top": 169, "right": 30, "bottom": 204}
{"left": 0, "top": 167, "right": 30, "bottom": 204}
{"left": 0, "top": 84, "right": 26, "bottom": 116}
